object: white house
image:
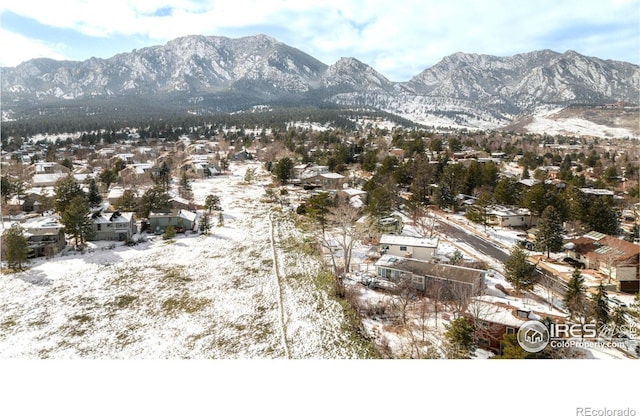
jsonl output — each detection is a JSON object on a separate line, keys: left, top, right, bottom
{"left": 91, "top": 211, "right": 137, "bottom": 241}
{"left": 379, "top": 234, "right": 439, "bottom": 261}
{"left": 487, "top": 206, "right": 534, "bottom": 228}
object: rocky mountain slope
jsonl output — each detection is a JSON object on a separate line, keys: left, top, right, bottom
{"left": 2, "top": 34, "right": 639, "bottom": 134}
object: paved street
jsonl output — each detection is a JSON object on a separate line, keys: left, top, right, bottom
{"left": 435, "top": 217, "right": 510, "bottom": 263}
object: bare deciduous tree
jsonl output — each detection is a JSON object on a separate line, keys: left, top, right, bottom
{"left": 329, "top": 196, "right": 364, "bottom": 275}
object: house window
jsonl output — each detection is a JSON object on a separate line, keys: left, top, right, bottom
{"left": 506, "top": 327, "right": 515, "bottom": 335}
{"left": 97, "top": 224, "right": 101, "bottom": 231}
{"left": 399, "top": 246, "right": 407, "bottom": 251}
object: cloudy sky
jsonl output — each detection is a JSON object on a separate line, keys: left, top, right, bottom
{"left": 1, "top": 0, "right": 638, "bottom": 81}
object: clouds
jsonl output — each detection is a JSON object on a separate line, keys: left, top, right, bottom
{"left": 1, "top": 0, "right": 638, "bottom": 80}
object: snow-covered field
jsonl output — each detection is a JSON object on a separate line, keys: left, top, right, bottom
{"left": 0, "top": 163, "right": 375, "bottom": 358}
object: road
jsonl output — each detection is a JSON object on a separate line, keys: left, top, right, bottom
{"left": 436, "top": 218, "right": 510, "bottom": 263}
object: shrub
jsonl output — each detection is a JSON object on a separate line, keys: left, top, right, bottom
{"left": 163, "top": 225, "right": 177, "bottom": 240}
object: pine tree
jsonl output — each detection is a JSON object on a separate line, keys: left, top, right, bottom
{"left": 504, "top": 246, "right": 536, "bottom": 295}
{"left": 54, "top": 175, "right": 85, "bottom": 214}
{"left": 592, "top": 283, "right": 610, "bottom": 330}
{"left": 586, "top": 196, "right": 620, "bottom": 235}
{"left": 492, "top": 333, "right": 529, "bottom": 359}
{"left": 244, "top": 167, "right": 256, "bottom": 184}
{"left": 3, "top": 224, "right": 29, "bottom": 270}
{"left": 535, "top": 205, "right": 564, "bottom": 258}
{"left": 60, "top": 195, "right": 93, "bottom": 248}
{"left": 273, "top": 157, "right": 293, "bottom": 184}
{"left": 204, "top": 194, "right": 221, "bottom": 213}
{"left": 87, "top": 178, "right": 102, "bottom": 207}
{"left": 217, "top": 211, "right": 224, "bottom": 227}
{"left": 114, "top": 189, "right": 138, "bottom": 212}
{"left": 163, "top": 224, "right": 176, "bottom": 240}
{"left": 306, "top": 192, "right": 334, "bottom": 234}
{"left": 99, "top": 168, "right": 118, "bottom": 192}
{"left": 199, "top": 212, "right": 212, "bottom": 235}
{"left": 180, "top": 171, "right": 191, "bottom": 191}
{"left": 444, "top": 317, "right": 474, "bottom": 358}
{"left": 1, "top": 175, "right": 12, "bottom": 204}
{"left": 564, "top": 268, "right": 588, "bottom": 321}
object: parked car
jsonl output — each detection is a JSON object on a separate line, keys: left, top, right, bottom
{"left": 608, "top": 297, "right": 628, "bottom": 310}
{"left": 562, "top": 257, "right": 585, "bottom": 269}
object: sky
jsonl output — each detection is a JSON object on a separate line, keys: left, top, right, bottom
{"left": 0, "top": 0, "right": 638, "bottom": 81}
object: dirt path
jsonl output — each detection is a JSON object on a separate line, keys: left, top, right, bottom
{"left": 268, "top": 209, "right": 290, "bottom": 358}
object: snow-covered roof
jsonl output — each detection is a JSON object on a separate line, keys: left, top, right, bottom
{"left": 32, "top": 173, "right": 67, "bottom": 186}
{"left": 518, "top": 178, "right": 541, "bottom": 187}
{"left": 379, "top": 234, "right": 438, "bottom": 248}
{"left": 467, "top": 299, "right": 529, "bottom": 328}
{"left": 579, "top": 188, "right": 614, "bottom": 196}
{"left": 92, "top": 211, "right": 134, "bottom": 224}
{"left": 319, "top": 173, "right": 345, "bottom": 179}
{"left": 179, "top": 210, "right": 197, "bottom": 222}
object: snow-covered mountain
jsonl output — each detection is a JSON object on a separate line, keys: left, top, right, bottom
{"left": 2, "top": 34, "right": 639, "bottom": 132}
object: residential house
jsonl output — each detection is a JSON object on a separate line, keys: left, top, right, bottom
{"left": 486, "top": 206, "right": 534, "bottom": 228}
{"left": 466, "top": 296, "right": 565, "bottom": 353}
{"left": 565, "top": 231, "right": 640, "bottom": 293}
{"left": 91, "top": 210, "right": 137, "bottom": 241}
{"left": 23, "top": 220, "right": 66, "bottom": 258}
{"left": 375, "top": 254, "right": 485, "bottom": 298}
{"left": 303, "top": 172, "right": 347, "bottom": 191}
{"left": 148, "top": 210, "right": 198, "bottom": 234}
{"left": 379, "top": 234, "right": 438, "bottom": 261}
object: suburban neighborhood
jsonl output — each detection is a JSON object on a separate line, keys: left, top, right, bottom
{"left": 1, "top": 116, "right": 639, "bottom": 359}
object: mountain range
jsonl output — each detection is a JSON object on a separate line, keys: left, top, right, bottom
{"left": 2, "top": 34, "right": 639, "bottom": 134}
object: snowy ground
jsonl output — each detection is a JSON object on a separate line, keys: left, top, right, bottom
{"left": 0, "top": 162, "right": 375, "bottom": 358}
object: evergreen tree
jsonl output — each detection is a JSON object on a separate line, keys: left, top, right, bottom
{"left": 361, "top": 150, "right": 378, "bottom": 172}
{"left": 204, "top": 194, "right": 221, "bottom": 213}
{"left": 153, "top": 162, "right": 172, "bottom": 192}
{"left": 1, "top": 175, "right": 12, "bottom": 204}
{"left": 591, "top": 283, "right": 610, "bottom": 329}
{"left": 273, "top": 157, "right": 294, "bottom": 184}
{"left": 2, "top": 224, "right": 29, "bottom": 270}
{"left": 493, "top": 177, "right": 517, "bottom": 206}
{"left": 138, "top": 186, "right": 171, "bottom": 218}
{"left": 535, "top": 206, "right": 564, "bottom": 258}
{"left": 444, "top": 317, "right": 474, "bottom": 358}
{"left": 217, "top": 211, "right": 225, "bottom": 227}
{"left": 492, "top": 333, "right": 529, "bottom": 359}
{"left": 114, "top": 189, "right": 138, "bottom": 212}
{"left": 199, "top": 212, "right": 212, "bottom": 235}
{"left": 163, "top": 224, "right": 176, "bottom": 240}
{"left": 87, "top": 178, "right": 102, "bottom": 207}
{"left": 407, "top": 155, "right": 433, "bottom": 206}
{"left": 437, "top": 163, "right": 466, "bottom": 211}
{"left": 99, "top": 167, "right": 118, "bottom": 192}
{"left": 54, "top": 175, "right": 85, "bottom": 214}
{"left": 564, "top": 268, "right": 588, "bottom": 321}
{"left": 244, "top": 167, "right": 257, "bottom": 184}
{"left": 586, "top": 196, "right": 620, "bottom": 235}
{"left": 504, "top": 246, "right": 536, "bottom": 295}
{"left": 480, "top": 161, "right": 499, "bottom": 190}
{"left": 12, "top": 179, "right": 26, "bottom": 207}
{"left": 366, "top": 185, "right": 393, "bottom": 224}
{"left": 180, "top": 171, "right": 191, "bottom": 192}
{"left": 306, "top": 192, "right": 334, "bottom": 234}
{"left": 60, "top": 195, "right": 93, "bottom": 247}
